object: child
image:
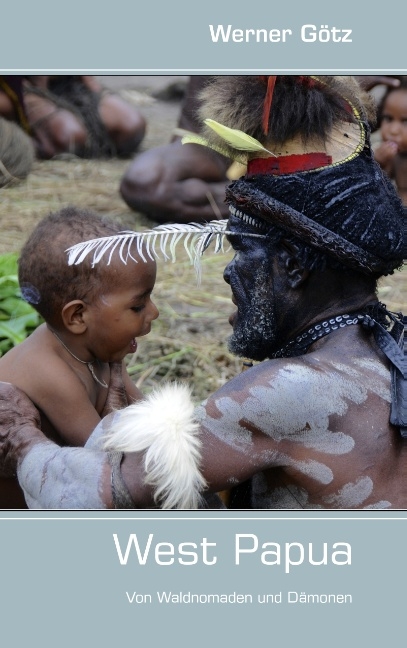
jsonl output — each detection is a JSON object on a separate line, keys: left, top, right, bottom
{"left": 374, "top": 78, "right": 407, "bottom": 205}
{"left": 0, "top": 206, "right": 159, "bottom": 459}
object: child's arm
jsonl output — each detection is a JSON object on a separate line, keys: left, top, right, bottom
{"left": 0, "top": 349, "right": 142, "bottom": 446}
{"left": 18, "top": 363, "right": 142, "bottom": 446}
{"left": 33, "top": 380, "right": 101, "bottom": 447}
{"left": 374, "top": 141, "right": 398, "bottom": 177}
{"left": 122, "top": 365, "right": 144, "bottom": 403}
{"left": 101, "top": 362, "right": 144, "bottom": 417}
{"left": 9, "top": 355, "right": 102, "bottom": 447}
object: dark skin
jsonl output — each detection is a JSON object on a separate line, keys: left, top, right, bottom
{"left": 176, "top": 223, "right": 404, "bottom": 508}
{"left": 0, "top": 76, "right": 146, "bottom": 159}
{"left": 197, "top": 326, "right": 402, "bottom": 500}
{"left": 120, "top": 140, "right": 230, "bottom": 223}
{"left": 0, "top": 362, "right": 133, "bottom": 509}
{"left": 0, "top": 222, "right": 403, "bottom": 509}
{"left": 119, "top": 75, "right": 402, "bottom": 224}
{"left": 120, "top": 76, "right": 230, "bottom": 223}
{"left": 374, "top": 87, "right": 407, "bottom": 205}
{"left": 0, "top": 253, "right": 158, "bottom": 508}
{"left": 0, "top": 366, "right": 131, "bottom": 510}
{"left": 354, "top": 76, "right": 401, "bottom": 92}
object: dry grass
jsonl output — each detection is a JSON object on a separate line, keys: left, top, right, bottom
{"left": 0, "top": 88, "right": 405, "bottom": 402}
{"left": 377, "top": 270, "right": 406, "bottom": 314}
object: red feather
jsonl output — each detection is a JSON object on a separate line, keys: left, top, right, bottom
{"left": 262, "top": 75, "right": 277, "bottom": 135}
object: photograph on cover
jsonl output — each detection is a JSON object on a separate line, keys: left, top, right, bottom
{"left": 0, "top": 74, "right": 406, "bottom": 510}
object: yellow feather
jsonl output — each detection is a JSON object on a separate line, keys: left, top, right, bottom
{"left": 204, "top": 119, "right": 276, "bottom": 157}
{"left": 181, "top": 133, "right": 247, "bottom": 164}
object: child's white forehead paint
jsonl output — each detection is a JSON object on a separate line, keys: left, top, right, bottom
{"left": 98, "top": 295, "right": 112, "bottom": 306}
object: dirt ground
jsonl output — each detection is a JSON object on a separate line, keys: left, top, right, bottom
{"left": 0, "top": 76, "right": 405, "bottom": 402}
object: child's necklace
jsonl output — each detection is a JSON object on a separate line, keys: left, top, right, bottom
{"left": 51, "top": 331, "right": 108, "bottom": 388}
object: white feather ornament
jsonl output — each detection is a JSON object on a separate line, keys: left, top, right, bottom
{"left": 66, "top": 220, "right": 266, "bottom": 282}
{"left": 102, "top": 383, "right": 207, "bottom": 509}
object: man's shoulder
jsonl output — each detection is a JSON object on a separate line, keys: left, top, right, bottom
{"left": 214, "top": 350, "right": 390, "bottom": 407}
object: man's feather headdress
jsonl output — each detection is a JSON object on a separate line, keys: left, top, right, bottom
{"left": 68, "top": 75, "right": 405, "bottom": 276}
{"left": 189, "top": 75, "right": 404, "bottom": 275}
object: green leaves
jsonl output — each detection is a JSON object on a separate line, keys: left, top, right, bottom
{"left": 0, "top": 253, "right": 42, "bottom": 356}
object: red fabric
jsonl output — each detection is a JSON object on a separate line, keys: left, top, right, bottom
{"left": 247, "top": 152, "right": 332, "bottom": 175}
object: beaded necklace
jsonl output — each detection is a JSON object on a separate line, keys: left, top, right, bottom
{"left": 271, "top": 312, "right": 365, "bottom": 359}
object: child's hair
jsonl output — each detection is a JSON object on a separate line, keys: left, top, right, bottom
{"left": 376, "top": 76, "right": 407, "bottom": 128}
{"left": 18, "top": 206, "right": 122, "bottom": 324}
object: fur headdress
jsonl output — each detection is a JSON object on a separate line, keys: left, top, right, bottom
{"left": 68, "top": 76, "right": 405, "bottom": 278}
{"left": 184, "top": 75, "right": 405, "bottom": 276}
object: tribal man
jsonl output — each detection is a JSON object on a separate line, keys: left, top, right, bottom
{"left": 0, "top": 75, "right": 406, "bottom": 509}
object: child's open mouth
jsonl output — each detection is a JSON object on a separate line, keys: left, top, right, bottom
{"left": 129, "top": 338, "right": 137, "bottom": 353}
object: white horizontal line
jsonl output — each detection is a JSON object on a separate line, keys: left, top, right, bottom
{"left": 1, "top": 517, "right": 406, "bottom": 521}
{"left": 2, "top": 69, "right": 407, "bottom": 73}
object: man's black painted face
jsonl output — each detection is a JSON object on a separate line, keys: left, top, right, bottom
{"left": 223, "top": 214, "right": 278, "bottom": 361}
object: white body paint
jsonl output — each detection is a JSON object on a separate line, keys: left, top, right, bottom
{"left": 196, "top": 353, "right": 394, "bottom": 509}
{"left": 18, "top": 443, "right": 107, "bottom": 509}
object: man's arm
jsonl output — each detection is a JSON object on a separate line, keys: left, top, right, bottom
{"left": 0, "top": 381, "right": 154, "bottom": 509}
{"left": 0, "top": 382, "right": 115, "bottom": 508}
{"left": 0, "top": 380, "right": 205, "bottom": 509}
{"left": 0, "top": 382, "right": 42, "bottom": 477}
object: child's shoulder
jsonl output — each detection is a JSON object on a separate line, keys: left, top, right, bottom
{"left": 0, "top": 323, "right": 46, "bottom": 368}
{"left": 0, "top": 323, "right": 85, "bottom": 399}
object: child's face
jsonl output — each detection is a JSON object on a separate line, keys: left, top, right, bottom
{"left": 380, "top": 89, "right": 407, "bottom": 153}
{"left": 85, "top": 256, "right": 159, "bottom": 363}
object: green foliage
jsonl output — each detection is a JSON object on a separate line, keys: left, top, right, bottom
{"left": 0, "top": 253, "right": 42, "bottom": 356}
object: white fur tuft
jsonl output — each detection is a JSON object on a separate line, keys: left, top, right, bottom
{"left": 102, "top": 383, "right": 206, "bottom": 509}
